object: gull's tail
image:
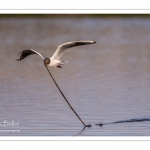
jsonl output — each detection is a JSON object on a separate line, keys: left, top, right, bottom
{"left": 57, "top": 60, "right": 68, "bottom": 68}
{"left": 61, "top": 60, "right": 68, "bottom": 64}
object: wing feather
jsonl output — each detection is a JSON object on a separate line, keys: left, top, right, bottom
{"left": 51, "top": 40, "right": 96, "bottom": 60}
{"left": 17, "top": 49, "right": 45, "bottom": 61}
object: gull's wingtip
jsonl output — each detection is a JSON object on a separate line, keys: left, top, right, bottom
{"left": 17, "top": 57, "right": 21, "bottom": 61}
{"left": 88, "top": 40, "right": 96, "bottom": 44}
{"left": 16, "top": 50, "right": 23, "bottom": 61}
{"left": 16, "top": 49, "right": 45, "bottom": 61}
{"left": 84, "top": 40, "right": 96, "bottom": 44}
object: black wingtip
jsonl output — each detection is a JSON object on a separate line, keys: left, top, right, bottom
{"left": 93, "top": 41, "right": 96, "bottom": 44}
{"left": 16, "top": 49, "right": 38, "bottom": 62}
{"left": 16, "top": 51, "right": 23, "bottom": 61}
{"left": 16, "top": 55, "right": 22, "bottom": 61}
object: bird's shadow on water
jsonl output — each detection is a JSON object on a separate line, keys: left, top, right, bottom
{"left": 75, "top": 117, "right": 150, "bottom": 136}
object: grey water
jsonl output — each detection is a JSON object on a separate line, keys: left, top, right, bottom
{"left": 0, "top": 15, "right": 150, "bottom": 136}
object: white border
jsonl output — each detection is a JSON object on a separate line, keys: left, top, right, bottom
{"left": 0, "top": 0, "right": 150, "bottom": 9}
{"left": 0, "top": 10, "right": 150, "bottom": 14}
{"left": 0, "top": 0, "right": 150, "bottom": 141}
{"left": 0, "top": 136, "right": 150, "bottom": 141}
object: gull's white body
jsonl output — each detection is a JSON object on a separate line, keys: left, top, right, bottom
{"left": 48, "top": 59, "right": 67, "bottom": 67}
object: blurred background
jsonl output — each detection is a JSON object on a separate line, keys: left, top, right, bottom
{"left": 0, "top": 14, "right": 150, "bottom": 136}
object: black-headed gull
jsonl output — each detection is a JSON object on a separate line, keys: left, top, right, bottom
{"left": 17, "top": 40, "right": 96, "bottom": 68}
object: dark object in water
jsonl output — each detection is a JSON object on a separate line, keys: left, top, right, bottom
{"left": 95, "top": 118, "right": 150, "bottom": 127}
{"left": 95, "top": 123, "right": 103, "bottom": 127}
{"left": 112, "top": 118, "right": 150, "bottom": 124}
{"left": 85, "top": 124, "right": 92, "bottom": 128}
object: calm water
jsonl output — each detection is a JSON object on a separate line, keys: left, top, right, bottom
{"left": 0, "top": 16, "right": 150, "bottom": 136}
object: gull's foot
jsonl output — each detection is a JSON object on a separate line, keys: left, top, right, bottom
{"left": 57, "top": 65, "right": 62, "bottom": 68}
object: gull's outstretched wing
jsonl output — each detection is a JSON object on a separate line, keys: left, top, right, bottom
{"left": 51, "top": 40, "right": 96, "bottom": 60}
{"left": 17, "top": 49, "right": 45, "bottom": 61}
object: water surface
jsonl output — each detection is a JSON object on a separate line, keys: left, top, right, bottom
{"left": 0, "top": 15, "right": 150, "bottom": 136}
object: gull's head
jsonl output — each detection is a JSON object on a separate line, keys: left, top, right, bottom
{"left": 44, "top": 58, "right": 50, "bottom": 66}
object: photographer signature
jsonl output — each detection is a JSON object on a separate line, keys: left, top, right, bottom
{"left": 0, "top": 120, "right": 19, "bottom": 127}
